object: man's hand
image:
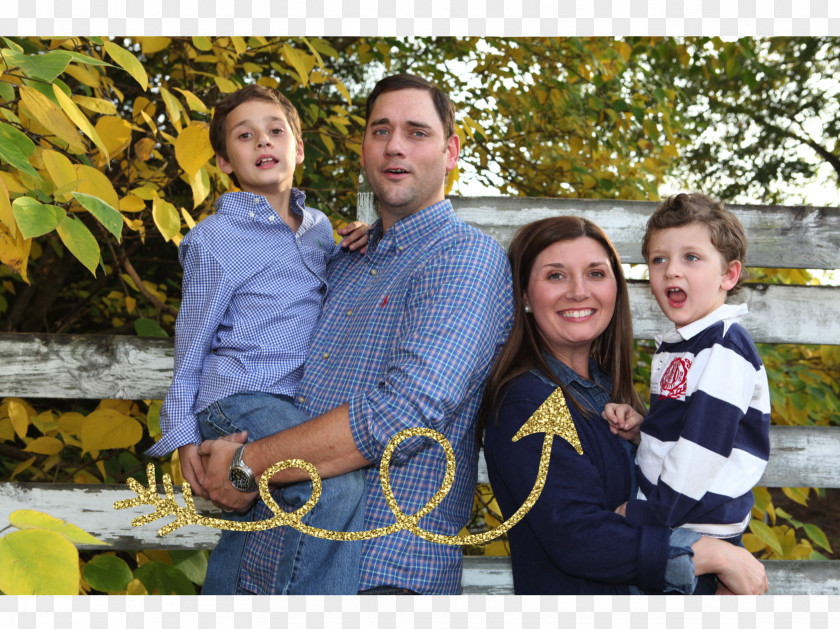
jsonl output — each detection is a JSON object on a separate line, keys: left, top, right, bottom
{"left": 177, "top": 443, "right": 205, "bottom": 492}
{"left": 337, "top": 221, "right": 369, "bottom": 254}
{"left": 602, "top": 402, "right": 644, "bottom": 444}
{"left": 197, "top": 431, "right": 257, "bottom": 512}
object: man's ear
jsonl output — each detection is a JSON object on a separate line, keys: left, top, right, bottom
{"left": 444, "top": 133, "right": 460, "bottom": 173}
{"left": 721, "top": 259, "right": 742, "bottom": 291}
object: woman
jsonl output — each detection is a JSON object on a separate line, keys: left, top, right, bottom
{"left": 480, "top": 216, "right": 767, "bottom": 595}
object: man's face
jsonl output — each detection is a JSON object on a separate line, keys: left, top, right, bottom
{"left": 361, "top": 88, "right": 459, "bottom": 229}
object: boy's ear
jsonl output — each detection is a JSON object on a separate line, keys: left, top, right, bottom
{"left": 295, "top": 139, "right": 304, "bottom": 165}
{"left": 216, "top": 153, "right": 234, "bottom": 175}
{"left": 721, "top": 259, "right": 741, "bottom": 291}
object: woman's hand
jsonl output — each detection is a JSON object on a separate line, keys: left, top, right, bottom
{"left": 691, "top": 536, "right": 768, "bottom": 595}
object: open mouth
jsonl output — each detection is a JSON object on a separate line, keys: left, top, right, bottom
{"left": 385, "top": 168, "right": 409, "bottom": 175}
{"left": 667, "top": 287, "right": 687, "bottom": 305}
{"left": 256, "top": 157, "right": 278, "bottom": 166}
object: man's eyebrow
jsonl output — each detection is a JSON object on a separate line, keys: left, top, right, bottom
{"left": 369, "top": 117, "right": 434, "bottom": 130}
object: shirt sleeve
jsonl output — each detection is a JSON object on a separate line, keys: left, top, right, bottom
{"left": 485, "top": 380, "right": 672, "bottom": 591}
{"left": 625, "top": 337, "right": 768, "bottom": 528}
{"left": 145, "top": 233, "right": 235, "bottom": 456}
{"left": 348, "top": 236, "right": 512, "bottom": 463}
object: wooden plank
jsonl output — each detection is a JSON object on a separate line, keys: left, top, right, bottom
{"left": 461, "top": 557, "right": 840, "bottom": 595}
{"left": 0, "top": 333, "right": 173, "bottom": 400}
{"left": 1, "top": 283, "right": 837, "bottom": 400}
{"left": 628, "top": 283, "right": 840, "bottom": 345}
{"left": 476, "top": 426, "right": 840, "bottom": 488}
{"left": 451, "top": 197, "right": 840, "bottom": 270}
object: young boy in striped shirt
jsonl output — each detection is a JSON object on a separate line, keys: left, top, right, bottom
{"left": 604, "top": 193, "right": 771, "bottom": 594}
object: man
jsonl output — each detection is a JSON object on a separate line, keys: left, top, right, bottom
{"left": 199, "top": 74, "right": 513, "bottom": 594}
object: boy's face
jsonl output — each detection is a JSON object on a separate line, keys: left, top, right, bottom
{"left": 646, "top": 223, "right": 741, "bottom": 328}
{"left": 216, "top": 99, "right": 303, "bottom": 195}
{"left": 361, "top": 88, "right": 459, "bottom": 229}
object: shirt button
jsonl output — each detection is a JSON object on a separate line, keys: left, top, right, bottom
{"left": 249, "top": 212, "right": 255, "bottom": 218}
{"left": 298, "top": 395, "right": 306, "bottom": 404}
{"left": 322, "top": 352, "right": 330, "bottom": 359}
{"left": 346, "top": 309, "right": 353, "bottom": 316}
{"left": 269, "top": 215, "right": 276, "bottom": 222}
{"left": 253, "top": 197, "right": 259, "bottom": 204}
{"left": 370, "top": 269, "right": 377, "bottom": 276}
{"left": 398, "top": 245, "right": 404, "bottom": 252}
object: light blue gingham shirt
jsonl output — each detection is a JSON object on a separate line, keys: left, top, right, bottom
{"left": 297, "top": 199, "right": 513, "bottom": 594}
{"left": 147, "top": 189, "right": 338, "bottom": 456}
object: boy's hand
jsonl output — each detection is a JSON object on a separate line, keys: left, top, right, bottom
{"left": 602, "top": 402, "right": 644, "bottom": 444}
{"left": 338, "top": 221, "right": 369, "bottom": 254}
{"left": 177, "top": 443, "right": 205, "bottom": 492}
{"left": 614, "top": 501, "right": 627, "bottom": 517}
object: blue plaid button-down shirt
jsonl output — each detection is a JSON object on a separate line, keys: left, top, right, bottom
{"left": 298, "top": 199, "right": 512, "bottom": 593}
{"left": 147, "top": 190, "right": 337, "bottom": 456}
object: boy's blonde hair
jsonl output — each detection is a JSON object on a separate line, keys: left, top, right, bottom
{"left": 641, "top": 193, "right": 747, "bottom": 296}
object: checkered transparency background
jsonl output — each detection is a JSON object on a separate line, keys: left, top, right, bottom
{"left": 3, "top": 0, "right": 840, "bottom": 625}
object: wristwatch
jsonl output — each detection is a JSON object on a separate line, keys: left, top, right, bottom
{"left": 228, "top": 445, "right": 258, "bottom": 492}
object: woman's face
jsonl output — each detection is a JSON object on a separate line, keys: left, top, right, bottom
{"left": 523, "top": 237, "right": 618, "bottom": 361}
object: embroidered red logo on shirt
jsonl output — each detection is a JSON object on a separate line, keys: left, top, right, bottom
{"left": 381, "top": 295, "right": 389, "bottom": 307}
{"left": 659, "top": 357, "right": 692, "bottom": 399}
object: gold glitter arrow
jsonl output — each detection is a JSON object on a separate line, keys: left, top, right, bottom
{"left": 115, "top": 388, "right": 581, "bottom": 546}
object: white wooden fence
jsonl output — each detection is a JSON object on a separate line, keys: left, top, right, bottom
{"left": 1, "top": 197, "right": 839, "bottom": 594}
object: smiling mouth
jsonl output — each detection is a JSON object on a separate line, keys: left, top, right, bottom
{"left": 561, "top": 309, "right": 595, "bottom": 319}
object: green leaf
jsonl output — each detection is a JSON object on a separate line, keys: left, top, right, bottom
{"left": 56, "top": 214, "right": 101, "bottom": 276}
{"left": 12, "top": 197, "right": 65, "bottom": 238}
{"left": 72, "top": 192, "right": 123, "bottom": 241}
{"left": 0, "top": 81, "right": 14, "bottom": 102}
{"left": 748, "top": 519, "right": 784, "bottom": 555}
{"left": 133, "top": 561, "right": 196, "bottom": 595}
{"left": 64, "top": 50, "right": 112, "bottom": 67}
{"left": 1, "top": 50, "right": 72, "bottom": 83}
{"left": 134, "top": 318, "right": 168, "bottom": 337}
{"left": 0, "top": 122, "right": 39, "bottom": 178}
{"left": 83, "top": 554, "right": 133, "bottom": 592}
{"left": 0, "top": 529, "right": 79, "bottom": 594}
{"left": 9, "top": 509, "right": 106, "bottom": 546}
{"left": 169, "top": 550, "right": 208, "bottom": 586}
{"left": 803, "top": 524, "right": 833, "bottom": 553}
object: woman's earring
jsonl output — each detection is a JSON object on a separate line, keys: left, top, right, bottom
{"left": 524, "top": 305, "right": 532, "bottom": 313}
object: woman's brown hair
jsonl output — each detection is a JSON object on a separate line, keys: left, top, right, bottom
{"left": 477, "top": 216, "right": 645, "bottom": 444}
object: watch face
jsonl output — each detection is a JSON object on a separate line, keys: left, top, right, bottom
{"left": 229, "top": 468, "right": 251, "bottom": 491}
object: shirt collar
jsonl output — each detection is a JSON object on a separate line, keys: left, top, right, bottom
{"left": 542, "top": 351, "right": 612, "bottom": 393}
{"left": 367, "top": 199, "right": 454, "bottom": 254}
{"left": 656, "top": 302, "right": 749, "bottom": 345}
{"left": 214, "top": 188, "right": 307, "bottom": 218}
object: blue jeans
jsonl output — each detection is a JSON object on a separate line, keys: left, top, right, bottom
{"left": 196, "top": 391, "right": 365, "bottom": 594}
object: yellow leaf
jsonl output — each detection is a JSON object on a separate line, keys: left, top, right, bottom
{"left": 22, "top": 436, "right": 64, "bottom": 455}
{"left": 0, "top": 529, "right": 79, "bottom": 594}
{"left": 282, "top": 44, "right": 315, "bottom": 87}
{"left": 125, "top": 295, "right": 137, "bottom": 313}
{"left": 134, "top": 137, "right": 156, "bottom": 161}
{"left": 0, "top": 171, "right": 25, "bottom": 195}
{"left": 11, "top": 456, "right": 36, "bottom": 479}
{"left": 173, "top": 87, "right": 209, "bottom": 114}
{"left": 213, "top": 76, "right": 239, "bottom": 94}
{"left": 63, "top": 64, "right": 100, "bottom": 88}
{"left": 94, "top": 116, "right": 132, "bottom": 160}
{"left": 18, "top": 86, "right": 85, "bottom": 154}
{"left": 159, "top": 86, "right": 184, "bottom": 133}
{"left": 126, "top": 578, "right": 148, "bottom": 595}
{"left": 5, "top": 398, "right": 30, "bottom": 440}
{"left": 0, "top": 221, "right": 31, "bottom": 283}
{"left": 74, "top": 164, "right": 119, "bottom": 211}
{"left": 615, "top": 41, "right": 632, "bottom": 62}
{"left": 188, "top": 167, "right": 211, "bottom": 209}
{"left": 0, "top": 418, "right": 14, "bottom": 441}
{"left": 10, "top": 509, "right": 106, "bottom": 546}
{"left": 120, "top": 194, "right": 146, "bottom": 213}
{"left": 192, "top": 36, "right": 213, "bottom": 51}
{"left": 230, "top": 37, "right": 248, "bottom": 55}
{"left": 72, "top": 95, "right": 118, "bottom": 116}
{"left": 132, "top": 96, "right": 155, "bottom": 125}
{"left": 152, "top": 194, "right": 181, "bottom": 243}
{"left": 80, "top": 408, "right": 143, "bottom": 453}
{"left": 0, "top": 175, "right": 16, "bottom": 233}
{"left": 175, "top": 124, "right": 214, "bottom": 178}
{"left": 42, "top": 149, "right": 79, "bottom": 203}
{"left": 104, "top": 41, "right": 148, "bottom": 90}
{"left": 320, "top": 132, "right": 335, "bottom": 156}
{"left": 138, "top": 37, "right": 171, "bottom": 55}
{"left": 781, "top": 486, "right": 810, "bottom": 507}
{"left": 31, "top": 410, "right": 58, "bottom": 434}
{"left": 130, "top": 186, "right": 158, "bottom": 201}
{"left": 57, "top": 411, "right": 86, "bottom": 438}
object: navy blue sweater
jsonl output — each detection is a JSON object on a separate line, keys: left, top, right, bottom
{"left": 484, "top": 371, "right": 672, "bottom": 594}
